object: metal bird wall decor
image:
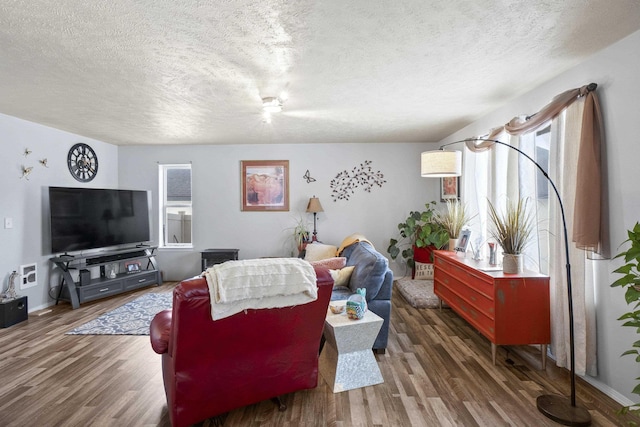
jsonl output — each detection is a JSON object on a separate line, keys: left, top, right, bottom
{"left": 330, "top": 160, "right": 386, "bottom": 201}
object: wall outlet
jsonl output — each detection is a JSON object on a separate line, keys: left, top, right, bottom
{"left": 20, "top": 263, "right": 37, "bottom": 289}
{"left": 4, "top": 217, "right": 13, "bottom": 229}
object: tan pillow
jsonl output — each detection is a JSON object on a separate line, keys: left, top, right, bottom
{"left": 329, "top": 266, "right": 355, "bottom": 287}
{"left": 304, "top": 243, "right": 338, "bottom": 261}
{"left": 414, "top": 262, "right": 434, "bottom": 280}
{"left": 309, "top": 257, "right": 347, "bottom": 270}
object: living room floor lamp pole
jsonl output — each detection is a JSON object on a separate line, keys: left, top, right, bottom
{"left": 306, "top": 196, "right": 324, "bottom": 242}
{"left": 421, "top": 139, "right": 591, "bottom": 427}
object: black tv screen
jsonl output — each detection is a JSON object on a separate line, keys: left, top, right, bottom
{"left": 49, "top": 187, "right": 151, "bottom": 254}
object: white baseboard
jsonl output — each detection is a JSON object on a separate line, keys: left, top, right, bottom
{"left": 545, "top": 350, "right": 635, "bottom": 407}
{"left": 581, "top": 375, "right": 635, "bottom": 407}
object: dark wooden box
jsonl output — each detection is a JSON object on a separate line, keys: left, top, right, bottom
{"left": 0, "top": 296, "right": 28, "bottom": 328}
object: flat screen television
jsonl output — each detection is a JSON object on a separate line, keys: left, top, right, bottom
{"left": 48, "top": 187, "right": 152, "bottom": 254}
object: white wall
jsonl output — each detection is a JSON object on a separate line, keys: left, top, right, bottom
{"left": 0, "top": 113, "right": 119, "bottom": 311}
{"left": 118, "top": 142, "right": 440, "bottom": 281}
{"left": 440, "top": 29, "right": 640, "bottom": 404}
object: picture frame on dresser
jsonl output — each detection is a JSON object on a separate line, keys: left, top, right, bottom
{"left": 241, "top": 160, "right": 289, "bottom": 212}
{"left": 455, "top": 229, "right": 471, "bottom": 253}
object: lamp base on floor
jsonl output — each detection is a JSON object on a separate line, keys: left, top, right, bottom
{"left": 536, "top": 394, "right": 591, "bottom": 426}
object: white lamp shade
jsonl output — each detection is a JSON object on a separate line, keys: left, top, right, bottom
{"left": 421, "top": 150, "right": 462, "bottom": 177}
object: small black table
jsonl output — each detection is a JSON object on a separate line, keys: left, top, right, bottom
{"left": 201, "top": 249, "right": 239, "bottom": 271}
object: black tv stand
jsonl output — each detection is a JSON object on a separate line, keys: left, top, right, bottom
{"left": 50, "top": 246, "right": 162, "bottom": 309}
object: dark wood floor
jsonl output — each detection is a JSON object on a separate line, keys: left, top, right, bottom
{"left": 0, "top": 282, "right": 636, "bottom": 426}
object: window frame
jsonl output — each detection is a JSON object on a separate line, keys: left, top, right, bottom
{"left": 158, "top": 163, "right": 193, "bottom": 249}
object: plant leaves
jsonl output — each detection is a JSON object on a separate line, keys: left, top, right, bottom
{"left": 614, "top": 264, "right": 634, "bottom": 275}
{"left": 626, "top": 287, "right": 640, "bottom": 304}
{"left": 612, "top": 274, "right": 638, "bottom": 288}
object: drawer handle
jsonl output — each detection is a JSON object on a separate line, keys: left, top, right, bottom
{"left": 99, "top": 288, "right": 109, "bottom": 292}
{"left": 138, "top": 278, "right": 147, "bottom": 283}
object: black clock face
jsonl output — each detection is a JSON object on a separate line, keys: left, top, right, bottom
{"left": 67, "top": 143, "right": 98, "bottom": 182}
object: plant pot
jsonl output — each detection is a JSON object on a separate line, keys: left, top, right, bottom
{"left": 503, "top": 254, "right": 523, "bottom": 274}
{"left": 448, "top": 239, "right": 458, "bottom": 251}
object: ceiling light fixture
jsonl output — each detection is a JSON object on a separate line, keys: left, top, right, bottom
{"left": 262, "top": 96, "right": 283, "bottom": 113}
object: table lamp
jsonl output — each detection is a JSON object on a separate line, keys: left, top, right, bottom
{"left": 306, "top": 196, "right": 324, "bottom": 242}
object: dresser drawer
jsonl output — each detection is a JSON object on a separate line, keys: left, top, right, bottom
{"left": 79, "top": 281, "right": 124, "bottom": 302}
{"left": 124, "top": 271, "right": 158, "bottom": 290}
{"left": 437, "top": 270, "right": 494, "bottom": 317}
{"left": 435, "top": 255, "right": 493, "bottom": 298}
{"left": 436, "top": 283, "right": 495, "bottom": 341}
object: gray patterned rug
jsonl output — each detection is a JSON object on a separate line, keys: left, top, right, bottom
{"left": 66, "top": 292, "right": 173, "bottom": 335}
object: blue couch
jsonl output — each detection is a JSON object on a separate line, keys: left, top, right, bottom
{"left": 331, "top": 241, "right": 393, "bottom": 352}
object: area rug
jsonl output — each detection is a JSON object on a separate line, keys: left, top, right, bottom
{"left": 66, "top": 292, "right": 172, "bottom": 335}
{"left": 395, "top": 278, "right": 441, "bottom": 309}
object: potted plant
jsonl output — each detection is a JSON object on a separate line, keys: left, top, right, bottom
{"left": 611, "top": 222, "right": 640, "bottom": 419}
{"left": 487, "top": 198, "right": 534, "bottom": 274}
{"left": 387, "top": 201, "right": 449, "bottom": 276}
{"left": 289, "top": 216, "right": 311, "bottom": 256}
{"left": 435, "top": 199, "right": 473, "bottom": 251}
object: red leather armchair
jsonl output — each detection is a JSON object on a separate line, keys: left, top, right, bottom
{"left": 150, "top": 267, "right": 333, "bottom": 427}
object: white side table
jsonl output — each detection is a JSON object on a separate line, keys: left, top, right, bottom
{"left": 319, "top": 303, "right": 384, "bottom": 393}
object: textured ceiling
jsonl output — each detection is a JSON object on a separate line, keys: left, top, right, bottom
{"left": 1, "top": 1, "right": 640, "bottom": 146}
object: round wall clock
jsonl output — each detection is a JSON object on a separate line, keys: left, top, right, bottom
{"left": 67, "top": 143, "right": 98, "bottom": 182}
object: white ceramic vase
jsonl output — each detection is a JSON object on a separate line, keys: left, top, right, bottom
{"left": 448, "top": 238, "right": 458, "bottom": 251}
{"left": 502, "top": 254, "right": 523, "bottom": 274}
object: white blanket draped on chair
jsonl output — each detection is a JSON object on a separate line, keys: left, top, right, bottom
{"left": 204, "top": 258, "right": 318, "bottom": 320}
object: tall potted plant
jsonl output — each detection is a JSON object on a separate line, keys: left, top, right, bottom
{"left": 287, "top": 216, "right": 311, "bottom": 257}
{"left": 387, "top": 201, "right": 449, "bottom": 276}
{"left": 487, "top": 198, "right": 534, "bottom": 274}
{"left": 611, "top": 222, "right": 640, "bottom": 419}
{"left": 435, "top": 199, "right": 473, "bottom": 251}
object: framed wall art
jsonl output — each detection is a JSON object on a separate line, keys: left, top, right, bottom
{"left": 241, "top": 160, "right": 289, "bottom": 211}
{"left": 440, "top": 176, "right": 460, "bottom": 201}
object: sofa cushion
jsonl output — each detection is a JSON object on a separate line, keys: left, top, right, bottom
{"left": 309, "top": 257, "right": 346, "bottom": 270}
{"left": 342, "top": 241, "right": 389, "bottom": 300}
{"left": 329, "top": 266, "right": 355, "bottom": 287}
{"left": 304, "top": 243, "right": 338, "bottom": 261}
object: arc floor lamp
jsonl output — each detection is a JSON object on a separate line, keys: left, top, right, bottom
{"left": 421, "top": 138, "right": 591, "bottom": 427}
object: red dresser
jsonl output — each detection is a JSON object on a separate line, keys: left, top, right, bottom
{"left": 433, "top": 250, "right": 550, "bottom": 367}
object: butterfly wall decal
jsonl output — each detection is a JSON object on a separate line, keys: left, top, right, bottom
{"left": 303, "top": 170, "right": 316, "bottom": 183}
